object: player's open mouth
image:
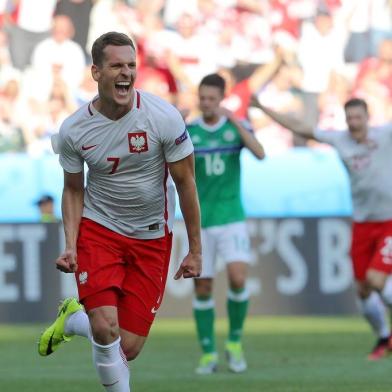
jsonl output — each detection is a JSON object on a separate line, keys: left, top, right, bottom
{"left": 115, "top": 81, "right": 131, "bottom": 96}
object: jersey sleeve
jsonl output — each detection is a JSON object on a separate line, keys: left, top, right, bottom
{"left": 313, "top": 128, "right": 343, "bottom": 146}
{"left": 58, "top": 124, "right": 84, "bottom": 173}
{"left": 160, "top": 106, "right": 194, "bottom": 162}
{"left": 383, "top": 123, "right": 392, "bottom": 140}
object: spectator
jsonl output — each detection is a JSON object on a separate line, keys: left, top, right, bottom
{"left": 354, "top": 39, "right": 392, "bottom": 100}
{"left": 30, "top": 15, "right": 86, "bottom": 95}
{"left": 0, "top": 73, "right": 33, "bottom": 152}
{"left": 4, "top": 0, "right": 57, "bottom": 70}
{"left": 222, "top": 2, "right": 274, "bottom": 65}
{"left": 167, "top": 13, "right": 219, "bottom": 86}
{"left": 0, "top": 28, "right": 14, "bottom": 78}
{"left": 74, "top": 65, "right": 97, "bottom": 106}
{"left": 352, "top": 38, "right": 392, "bottom": 125}
{"left": 342, "top": 0, "right": 392, "bottom": 63}
{"left": 297, "top": 7, "right": 346, "bottom": 127}
{"left": 135, "top": 46, "right": 178, "bottom": 104}
{"left": 55, "top": 0, "right": 94, "bottom": 60}
{"left": 27, "top": 75, "right": 76, "bottom": 157}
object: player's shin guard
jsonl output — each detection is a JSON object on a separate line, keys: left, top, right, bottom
{"left": 92, "top": 337, "right": 130, "bottom": 392}
{"left": 193, "top": 296, "right": 216, "bottom": 354}
{"left": 227, "top": 287, "right": 249, "bottom": 343}
{"left": 358, "top": 292, "right": 390, "bottom": 339}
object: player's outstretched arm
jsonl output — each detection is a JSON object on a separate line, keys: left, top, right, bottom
{"left": 251, "top": 95, "right": 315, "bottom": 140}
{"left": 220, "top": 107, "right": 265, "bottom": 160}
{"left": 169, "top": 154, "right": 202, "bottom": 279}
{"left": 56, "top": 170, "right": 84, "bottom": 273}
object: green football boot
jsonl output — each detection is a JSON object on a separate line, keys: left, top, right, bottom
{"left": 195, "top": 352, "right": 218, "bottom": 375}
{"left": 38, "top": 297, "right": 83, "bottom": 357}
{"left": 225, "top": 341, "right": 247, "bottom": 373}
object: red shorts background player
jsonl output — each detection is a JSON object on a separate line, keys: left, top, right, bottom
{"left": 38, "top": 32, "right": 201, "bottom": 392}
{"left": 252, "top": 96, "right": 392, "bottom": 361}
{"left": 351, "top": 221, "right": 392, "bottom": 282}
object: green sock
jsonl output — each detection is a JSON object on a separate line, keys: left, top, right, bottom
{"left": 227, "top": 287, "right": 249, "bottom": 343}
{"left": 193, "top": 296, "right": 215, "bottom": 354}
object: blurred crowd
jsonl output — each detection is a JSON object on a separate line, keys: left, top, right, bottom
{"left": 0, "top": 0, "right": 391, "bottom": 156}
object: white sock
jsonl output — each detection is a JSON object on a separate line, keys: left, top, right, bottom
{"left": 381, "top": 276, "right": 392, "bottom": 307}
{"left": 358, "top": 292, "right": 390, "bottom": 339}
{"left": 64, "top": 310, "right": 91, "bottom": 340}
{"left": 92, "top": 337, "right": 130, "bottom": 392}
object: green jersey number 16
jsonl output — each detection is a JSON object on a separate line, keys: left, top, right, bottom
{"left": 205, "top": 153, "right": 225, "bottom": 176}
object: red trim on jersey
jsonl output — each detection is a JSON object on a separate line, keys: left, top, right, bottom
{"left": 88, "top": 102, "right": 93, "bottom": 116}
{"left": 163, "top": 164, "right": 169, "bottom": 226}
{"left": 136, "top": 91, "right": 141, "bottom": 109}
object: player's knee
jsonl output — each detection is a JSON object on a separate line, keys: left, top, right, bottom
{"left": 366, "top": 270, "right": 386, "bottom": 292}
{"left": 357, "top": 286, "right": 371, "bottom": 299}
{"left": 89, "top": 312, "right": 120, "bottom": 345}
{"left": 229, "top": 277, "right": 246, "bottom": 290}
{"left": 228, "top": 264, "right": 247, "bottom": 289}
{"left": 229, "top": 272, "right": 246, "bottom": 290}
{"left": 122, "top": 344, "right": 142, "bottom": 361}
{"left": 194, "top": 279, "right": 213, "bottom": 297}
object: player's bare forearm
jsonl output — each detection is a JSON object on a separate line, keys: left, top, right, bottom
{"left": 177, "top": 179, "right": 202, "bottom": 255}
{"left": 250, "top": 95, "right": 315, "bottom": 140}
{"left": 172, "top": 170, "right": 202, "bottom": 279}
{"left": 58, "top": 171, "right": 84, "bottom": 273}
{"left": 169, "top": 155, "right": 202, "bottom": 257}
{"left": 62, "top": 170, "right": 84, "bottom": 249}
{"left": 221, "top": 107, "right": 265, "bottom": 160}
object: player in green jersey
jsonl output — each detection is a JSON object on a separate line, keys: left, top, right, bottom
{"left": 188, "top": 73, "right": 265, "bottom": 374}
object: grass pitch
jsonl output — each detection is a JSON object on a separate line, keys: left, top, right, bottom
{"left": 0, "top": 316, "right": 391, "bottom": 392}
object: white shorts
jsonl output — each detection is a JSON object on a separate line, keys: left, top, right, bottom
{"left": 200, "top": 221, "right": 251, "bottom": 278}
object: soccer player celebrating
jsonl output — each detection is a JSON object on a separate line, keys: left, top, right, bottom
{"left": 188, "top": 73, "right": 265, "bottom": 374}
{"left": 38, "top": 32, "right": 202, "bottom": 392}
{"left": 252, "top": 96, "right": 392, "bottom": 360}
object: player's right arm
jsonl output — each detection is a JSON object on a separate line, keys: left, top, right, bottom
{"left": 56, "top": 170, "right": 84, "bottom": 273}
{"left": 251, "top": 95, "right": 315, "bottom": 140}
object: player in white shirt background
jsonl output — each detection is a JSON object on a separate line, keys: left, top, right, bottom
{"left": 252, "top": 96, "right": 392, "bottom": 361}
{"left": 38, "top": 31, "right": 202, "bottom": 392}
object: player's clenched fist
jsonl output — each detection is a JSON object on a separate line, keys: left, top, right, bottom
{"left": 174, "top": 252, "right": 202, "bottom": 280}
{"left": 56, "top": 248, "right": 78, "bottom": 273}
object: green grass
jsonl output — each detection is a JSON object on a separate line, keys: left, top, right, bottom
{"left": 0, "top": 316, "right": 391, "bottom": 391}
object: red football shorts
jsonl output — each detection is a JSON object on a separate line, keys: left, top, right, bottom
{"left": 351, "top": 220, "right": 392, "bottom": 281}
{"left": 75, "top": 218, "right": 173, "bottom": 336}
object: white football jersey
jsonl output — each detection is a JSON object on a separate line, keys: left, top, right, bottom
{"left": 58, "top": 90, "right": 194, "bottom": 239}
{"left": 315, "top": 123, "right": 392, "bottom": 222}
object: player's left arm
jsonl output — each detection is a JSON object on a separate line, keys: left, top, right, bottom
{"left": 168, "top": 154, "right": 202, "bottom": 280}
{"left": 220, "top": 107, "right": 265, "bottom": 160}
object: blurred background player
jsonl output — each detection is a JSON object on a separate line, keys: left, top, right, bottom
{"left": 188, "top": 73, "right": 264, "bottom": 374}
{"left": 252, "top": 96, "right": 392, "bottom": 361}
{"left": 35, "top": 194, "right": 57, "bottom": 222}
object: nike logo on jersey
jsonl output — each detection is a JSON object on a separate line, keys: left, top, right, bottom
{"left": 82, "top": 144, "right": 97, "bottom": 151}
{"left": 151, "top": 306, "right": 158, "bottom": 314}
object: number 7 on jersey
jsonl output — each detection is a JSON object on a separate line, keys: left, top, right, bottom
{"left": 107, "top": 157, "right": 120, "bottom": 174}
